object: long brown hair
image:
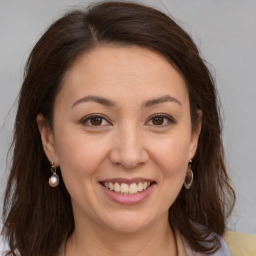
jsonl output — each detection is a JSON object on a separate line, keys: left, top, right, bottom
{"left": 2, "top": 1, "right": 235, "bottom": 255}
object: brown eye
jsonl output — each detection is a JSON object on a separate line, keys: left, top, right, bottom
{"left": 90, "top": 116, "right": 103, "bottom": 126}
{"left": 81, "top": 114, "right": 110, "bottom": 127}
{"left": 152, "top": 116, "right": 164, "bottom": 125}
{"left": 147, "top": 114, "right": 175, "bottom": 127}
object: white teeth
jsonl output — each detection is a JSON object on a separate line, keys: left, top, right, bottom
{"left": 129, "top": 183, "right": 137, "bottom": 194}
{"left": 109, "top": 182, "right": 114, "bottom": 190}
{"left": 114, "top": 182, "right": 120, "bottom": 192}
{"left": 137, "top": 182, "right": 143, "bottom": 192}
{"left": 120, "top": 183, "right": 129, "bottom": 193}
{"left": 103, "top": 181, "right": 152, "bottom": 195}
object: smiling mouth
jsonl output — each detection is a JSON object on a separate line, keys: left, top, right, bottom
{"left": 100, "top": 181, "right": 155, "bottom": 195}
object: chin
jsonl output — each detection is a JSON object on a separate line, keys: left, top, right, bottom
{"left": 99, "top": 211, "right": 158, "bottom": 234}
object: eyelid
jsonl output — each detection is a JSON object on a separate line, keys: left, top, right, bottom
{"left": 80, "top": 113, "right": 112, "bottom": 126}
{"left": 146, "top": 113, "right": 176, "bottom": 126}
{"left": 79, "top": 113, "right": 176, "bottom": 127}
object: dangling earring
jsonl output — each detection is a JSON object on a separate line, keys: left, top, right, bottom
{"left": 49, "top": 160, "right": 59, "bottom": 187}
{"left": 184, "top": 160, "right": 193, "bottom": 189}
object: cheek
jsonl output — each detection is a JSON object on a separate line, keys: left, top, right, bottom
{"left": 152, "top": 134, "right": 191, "bottom": 169}
{"left": 156, "top": 140, "right": 189, "bottom": 203}
{"left": 54, "top": 126, "right": 108, "bottom": 183}
{"left": 150, "top": 134, "right": 191, "bottom": 195}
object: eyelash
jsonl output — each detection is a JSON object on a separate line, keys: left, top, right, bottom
{"left": 80, "top": 113, "right": 176, "bottom": 127}
{"left": 80, "top": 113, "right": 111, "bottom": 127}
{"left": 147, "top": 113, "right": 176, "bottom": 127}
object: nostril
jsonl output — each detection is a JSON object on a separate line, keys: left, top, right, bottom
{"left": 108, "top": 141, "right": 149, "bottom": 169}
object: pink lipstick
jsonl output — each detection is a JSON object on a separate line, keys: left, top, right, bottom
{"left": 99, "top": 178, "right": 156, "bottom": 205}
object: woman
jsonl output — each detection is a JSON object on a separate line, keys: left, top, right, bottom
{"left": 1, "top": 1, "right": 256, "bottom": 255}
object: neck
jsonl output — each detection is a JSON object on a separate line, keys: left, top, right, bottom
{"left": 65, "top": 214, "right": 177, "bottom": 256}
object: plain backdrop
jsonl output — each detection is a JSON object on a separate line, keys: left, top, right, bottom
{"left": 0, "top": 1, "right": 255, "bottom": 248}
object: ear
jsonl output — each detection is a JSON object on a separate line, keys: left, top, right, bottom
{"left": 36, "top": 114, "right": 59, "bottom": 166}
{"left": 188, "top": 110, "right": 203, "bottom": 160}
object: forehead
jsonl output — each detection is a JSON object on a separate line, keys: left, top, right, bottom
{"left": 57, "top": 45, "right": 189, "bottom": 107}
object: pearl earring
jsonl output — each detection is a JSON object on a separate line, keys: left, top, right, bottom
{"left": 49, "top": 160, "right": 59, "bottom": 187}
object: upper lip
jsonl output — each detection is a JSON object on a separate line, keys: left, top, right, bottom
{"left": 100, "top": 178, "right": 156, "bottom": 185}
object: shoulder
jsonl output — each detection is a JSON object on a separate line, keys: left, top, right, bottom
{"left": 223, "top": 230, "right": 256, "bottom": 256}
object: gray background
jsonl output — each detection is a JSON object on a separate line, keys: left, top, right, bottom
{"left": 0, "top": 0, "right": 255, "bottom": 248}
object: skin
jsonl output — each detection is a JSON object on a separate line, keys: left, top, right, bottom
{"left": 37, "top": 45, "right": 202, "bottom": 256}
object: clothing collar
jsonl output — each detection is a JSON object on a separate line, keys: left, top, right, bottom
{"left": 58, "top": 228, "right": 231, "bottom": 256}
{"left": 175, "top": 228, "right": 231, "bottom": 256}
{"left": 174, "top": 228, "right": 187, "bottom": 256}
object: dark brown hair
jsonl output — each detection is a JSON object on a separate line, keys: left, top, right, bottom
{"left": 2, "top": 1, "right": 235, "bottom": 255}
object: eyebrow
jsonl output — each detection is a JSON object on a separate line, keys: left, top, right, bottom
{"left": 71, "top": 94, "right": 181, "bottom": 108}
{"left": 143, "top": 95, "right": 181, "bottom": 108}
{"left": 72, "top": 95, "right": 115, "bottom": 108}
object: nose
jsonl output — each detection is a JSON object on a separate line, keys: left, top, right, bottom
{"left": 109, "top": 124, "right": 149, "bottom": 169}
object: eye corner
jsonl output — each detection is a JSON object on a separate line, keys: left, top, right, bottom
{"left": 79, "top": 113, "right": 112, "bottom": 127}
{"left": 146, "top": 113, "right": 176, "bottom": 127}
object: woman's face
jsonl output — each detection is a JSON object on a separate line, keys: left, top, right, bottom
{"left": 39, "top": 45, "right": 201, "bottom": 233}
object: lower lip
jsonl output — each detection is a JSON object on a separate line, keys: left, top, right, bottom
{"left": 100, "top": 183, "right": 155, "bottom": 205}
